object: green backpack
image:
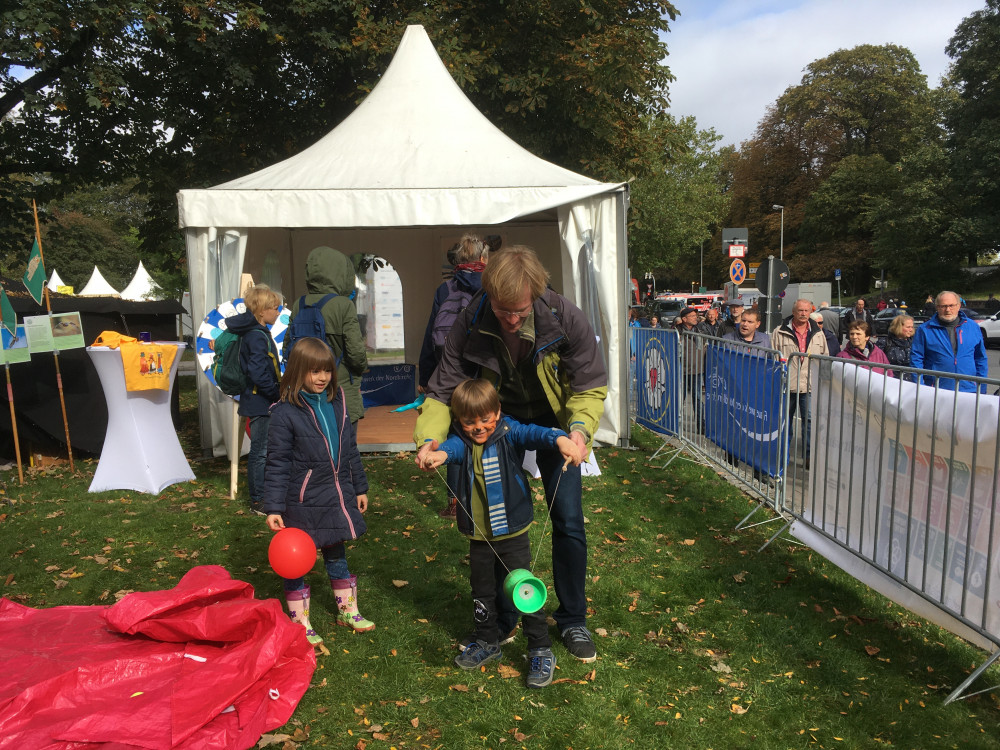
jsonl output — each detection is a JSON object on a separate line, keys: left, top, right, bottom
{"left": 211, "top": 329, "right": 250, "bottom": 396}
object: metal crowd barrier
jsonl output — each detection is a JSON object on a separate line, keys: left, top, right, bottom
{"left": 630, "top": 328, "right": 1000, "bottom": 702}
{"left": 778, "top": 353, "right": 1000, "bottom": 702}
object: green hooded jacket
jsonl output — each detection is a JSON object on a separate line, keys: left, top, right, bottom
{"left": 284, "top": 246, "right": 368, "bottom": 421}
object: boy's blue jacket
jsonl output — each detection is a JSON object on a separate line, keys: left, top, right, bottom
{"left": 225, "top": 310, "right": 280, "bottom": 417}
{"left": 439, "top": 416, "right": 566, "bottom": 538}
{"left": 262, "top": 387, "right": 368, "bottom": 548}
{"left": 910, "top": 311, "right": 988, "bottom": 392}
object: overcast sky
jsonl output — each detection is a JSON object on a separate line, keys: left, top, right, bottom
{"left": 665, "top": 0, "right": 985, "bottom": 147}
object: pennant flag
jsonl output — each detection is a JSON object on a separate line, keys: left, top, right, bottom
{"left": 23, "top": 237, "right": 45, "bottom": 305}
{"left": 0, "top": 284, "right": 15, "bottom": 338}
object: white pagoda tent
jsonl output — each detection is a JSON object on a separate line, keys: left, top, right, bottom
{"left": 177, "top": 25, "right": 629, "bottom": 455}
{"left": 47, "top": 269, "right": 68, "bottom": 293}
{"left": 77, "top": 266, "right": 120, "bottom": 297}
{"left": 120, "top": 261, "right": 165, "bottom": 301}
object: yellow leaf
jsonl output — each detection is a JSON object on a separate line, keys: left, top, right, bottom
{"left": 730, "top": 703, "right": 748, "bottom": 714}
{"left": 392, "top": 579, "right": 409, "bottom": 588}
{"left": 682, "top": 539, "right": 696, "bottom": 546}
{"left": 498, "top": 663, "right": 521, "bottom": 678}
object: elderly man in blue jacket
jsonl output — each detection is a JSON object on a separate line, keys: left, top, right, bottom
{"left": 910, "top": 291, "right": 988, "bottom": 392}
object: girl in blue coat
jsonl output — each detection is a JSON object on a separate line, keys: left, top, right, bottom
{"left": 263, "top": 337, "right": 373, "bottom": 645}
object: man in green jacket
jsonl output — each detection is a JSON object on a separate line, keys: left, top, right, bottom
{"left": 415, "top": 245, "right": 607, "bottom": 662}
{"left": 284, "top": 246, "right": 368, "bottom": 423}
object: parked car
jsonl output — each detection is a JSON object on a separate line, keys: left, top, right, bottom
{"left": 872, "top": 307, "right": 928, "bottom": 337}
{"left": 975, "top": 310, "right": 1000, "bottom": 346}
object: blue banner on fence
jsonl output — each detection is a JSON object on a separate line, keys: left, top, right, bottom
{"left": 635, "top": 328, "right": 679, "bottom": 436}
{"left": 704, "top": 346, "right": 784, "bottom": 476}
{"left": 361, "top": 364, "right": 416, "bottom": 408}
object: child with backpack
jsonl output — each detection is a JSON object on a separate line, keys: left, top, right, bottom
{"left": 282, "top": 246, "right": 368, "bottom": 424}
{"left": 419, "top": 378, "right": 582, "bottom": 688}
{"left": 220, "top": 284, "right": 282, "bottom": 515}
{"left": 262, "top": 336, "right": 374, "bottom": 645}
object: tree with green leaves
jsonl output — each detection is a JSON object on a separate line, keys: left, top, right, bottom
{"left": 725, "top": 44, "right": 941, "bottom": 292}
{"left": 628, "top": 115, "right": 730, "bottom": 287}
{"left": 946, "top": 0, "right": 1000, "bottom": 266}
{"left": 2, "top": 1, "right": 681, "bottom": 277}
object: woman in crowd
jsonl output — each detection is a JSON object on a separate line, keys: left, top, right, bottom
{"left": 837, "top": 320, "right": 892, "bottom": 376}
{"left": 878, "top": 314, "right": 915, "bottom": 375}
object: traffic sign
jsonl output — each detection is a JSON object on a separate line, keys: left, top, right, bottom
{"left": 729, "top": 259, "right": 747, "bottom": 286}
{"left": 835, "top": 269, "right": 841, "bottom": 280}
{"left": 728, "top": 243, "right": 746, "bottom": 258}
{"left": 756, "top": 257, "right": 790, "bottom": 297}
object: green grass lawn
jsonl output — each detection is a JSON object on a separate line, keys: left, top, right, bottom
{"left": 2, "top": 378, "right": 999, "bottom": 749}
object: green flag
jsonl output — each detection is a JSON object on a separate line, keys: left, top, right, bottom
{"left": 23, "top": 237, "right": 45, "bottom": 305}
{"left": 0, "top": 284, "right": 15, "bottom": 338}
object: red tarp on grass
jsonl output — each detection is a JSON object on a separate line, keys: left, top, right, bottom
{"left": 0, "top": 565, "right": 316, "bottom": 749}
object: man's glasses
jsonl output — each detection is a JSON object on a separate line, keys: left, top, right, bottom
{"left": 492, "top": 304, "right": 532, "bottom": 321}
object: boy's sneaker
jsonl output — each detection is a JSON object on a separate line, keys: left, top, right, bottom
{"left": 526, "top": 647, "right": 556, "bottom": 688}
{"left": 560, "top": 626, "right": 597, "bottom": 663}
{"left": 458, "top": 627, "right": 517, "bottom": 652}
{"left": 454, "top": 641, "right": 502, "bottom": 669}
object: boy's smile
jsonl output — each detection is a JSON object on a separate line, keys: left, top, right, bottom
{"left": 461, "top": 410, "right": 501, "bottom": 445}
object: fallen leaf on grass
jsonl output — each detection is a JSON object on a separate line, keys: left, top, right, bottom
{"left": 450, "top": 684, "right": 469, "bottom": 692}
{"left": 256, "top": 733, "right": 290, "bottom": 747}
{"left": 3, "top": 574, "right": 13, "bottom": 586}
{"left": 730, "top": 703, "right": 748, "bottom": 715}
{"left": 681, "top": 539, "right": 696, "bottom": 546}
{"left": 498, "top": 663, "right": 521, "bottom": 678}
{"left": 733, "top": 571, "right": 748, "bottom": 583}
{"left": 392, "top": 580, "right": 409, "bottom": 588}
{"left": 410, "top": 718, "right": 419, "bottom": 728}
{"left": 53, "top": 579, "right": 68, "bottom": 589}
{"left": 614, "top": 532, "right": 628, "bottom": 542}
{"left": 372, "top": 733, "right": 390, "bottom": 741}
{"left": 864, "top": 645, "right": 880, "bottom": 657}
{"left": 424, "top": 552, "right": 437, "bottom": 562}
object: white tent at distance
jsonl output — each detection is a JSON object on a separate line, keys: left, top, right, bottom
{"left": 120, "top": 261, "right": 166, "bottom": 301}
{"left": 47, "top": 269, "right": 67, "bottom": 293}
{"left": 177, "top": 24, "right": 629, "bottom": 457}
{"left": 77, "top": 266, "right": 120, "bottom": 297}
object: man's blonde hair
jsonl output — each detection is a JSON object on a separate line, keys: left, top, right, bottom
{"left": 481, "top": 245, "right": 549, "bottom": 305}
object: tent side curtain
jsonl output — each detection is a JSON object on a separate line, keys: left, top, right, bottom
{"left": 558, "top": 189, "right": 628, "bottom": 447}
{"left": 177, "top": 185, "right": 624, "bottom": 230}
{"left": 185, "top": 227, "right": 249, "bottom": 456}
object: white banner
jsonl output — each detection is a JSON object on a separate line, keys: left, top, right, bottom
{"left": 799, "top": 361, "right": 1000, "bottom": 649}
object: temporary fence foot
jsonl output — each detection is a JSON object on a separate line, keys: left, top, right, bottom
{"left": 735, "top": 500, "right": 767, "bottom": 530}
{"left": 944, "top": 649, "right": 1000, "bottom": 705}
{"left": 758, "top": 519, "right": 793, "bottom": 553}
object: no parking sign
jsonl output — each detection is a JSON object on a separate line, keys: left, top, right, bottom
{"left": 729, "top": 259, "right": 747, "bottom": 286}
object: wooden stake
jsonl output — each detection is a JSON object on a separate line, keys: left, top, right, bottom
{"left": 32, "top": 200, "right": 74, "bottom": 472}
{"left": 4, "top": 364, "right": 23, "bottom": 485}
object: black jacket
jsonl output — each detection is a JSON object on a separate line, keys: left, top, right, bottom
{"left": 226, "top": 311, "right": 280, "bottom": 417}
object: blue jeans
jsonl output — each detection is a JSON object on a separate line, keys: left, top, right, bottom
{"left": 788, "top": 392, "right": 811, "bottom": 460}
{"left": 496, "top": 446, "right": 587, "bottom": 633}
{"left": 283, "top": 543, "right": 349, "bottom": 591}
{"left": 247, "top": 415, "right": 270, "bottom": 506}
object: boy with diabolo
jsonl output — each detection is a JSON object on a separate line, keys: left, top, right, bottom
{"left": 421, "top": 378, "right": 583, "bottom": 688}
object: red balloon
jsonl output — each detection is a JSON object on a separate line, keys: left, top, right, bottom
{"left": 268, "top": 527, "right": 317, "bottom": 578}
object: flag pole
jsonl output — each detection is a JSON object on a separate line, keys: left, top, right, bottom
{"left": 31, "top": 200, "right": 74, "bottom": 472}
{"left": 4, "top": 363, "right": 24, "bottom": 485}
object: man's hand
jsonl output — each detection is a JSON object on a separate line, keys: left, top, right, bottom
{"left": 421, "top": 450, "right": 448, "bottom": 471}
{"left": 556, "top": 435, "right": 584, "bottom": 466}
{"left": 569, "top": 430, "right": 588, "bottom": 463}
{"left": 415, "top": 439, "right": 439, "bottom": 467}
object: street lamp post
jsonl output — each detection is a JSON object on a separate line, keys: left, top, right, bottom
{"left": 772, "top": 204, "right": 784, "bottom": 261}
{"left": 700, "top": 239, "right": 705, "bottom": 290}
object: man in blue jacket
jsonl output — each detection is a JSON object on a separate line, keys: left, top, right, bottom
{"left": 910, "top": 291, "right": 988, "bottom": 392}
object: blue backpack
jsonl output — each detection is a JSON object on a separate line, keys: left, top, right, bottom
{"left": 285, "top": 293, "right": 338, "bottom": 357}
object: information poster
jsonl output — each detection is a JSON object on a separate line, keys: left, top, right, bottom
{"left": 0, "top": 325, "right": 30, "bottom": 364}
{"left": 24, "top": 312, "right": 85, "bottom": 353}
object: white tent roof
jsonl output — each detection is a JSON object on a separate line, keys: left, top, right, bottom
{"left": 177, "top": 25, "right": 622, "bottom": 229}
{"left": 120, "top": 261, "right": 165, "bottom": 301}
{"left": 47, "top": 269, "right": 66, "bottom": 292}
{"left": 77, "top": 266, "right": 120, "bottom": 297}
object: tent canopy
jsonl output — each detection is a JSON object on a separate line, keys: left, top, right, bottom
{"left": 120, "top": 261, "right": 166, "bottom": 301}
{"left": 77, "top": 266, "right": 120, "bottom": 297}
{"left": 177, "top": 25, "right": 629, "bottom": 456}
